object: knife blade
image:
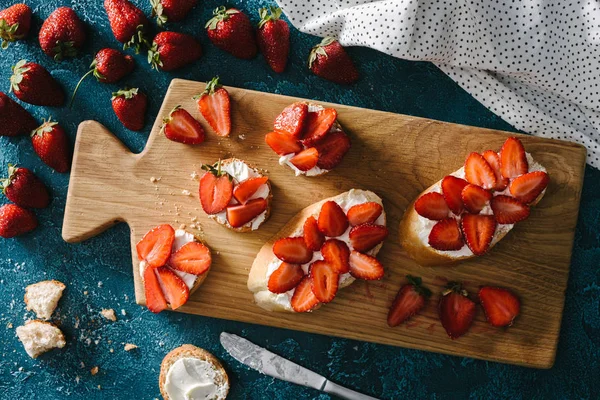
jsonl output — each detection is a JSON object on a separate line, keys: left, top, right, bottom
{"left": 220, "top": 332, "right": 379, "bottom": 400}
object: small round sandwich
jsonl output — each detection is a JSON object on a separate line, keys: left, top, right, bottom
{"left": 199, "top": 158, "right": 272, "bottom": 232}
{"left": 160, "top": 344, "right": 229, "bottom": 400}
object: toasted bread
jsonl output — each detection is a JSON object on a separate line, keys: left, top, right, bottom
{"left": 16, "top": 320, "right": 66, "bottom": 358}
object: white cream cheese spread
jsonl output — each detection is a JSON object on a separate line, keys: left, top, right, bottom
{"left": 164, "top": 357, "right": 227, "bottom": 400}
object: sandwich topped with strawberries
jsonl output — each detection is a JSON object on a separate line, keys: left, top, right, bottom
{"left": 400, "top": 136, "right": 549, "bottom": 266}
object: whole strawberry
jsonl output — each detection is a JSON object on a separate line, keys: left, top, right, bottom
{"left": 150, "top": 0, "right": 197, "bottom": 26}
{"left": 0, "top": 91, "right": 37, "bottom": 137}
{"left": 0, "top": 3, "right": 32, "bottom": 49}
{"left": 105, "top": 0, "right": 150, "bottom": 53}
{"left": 39, "top": 7, "right": 86, "bottom": 61}
{"left": 31, "top": 118, "right": 72, "bottom": 173}
{"left": 206, "top": 6, "right": 257, "bottom": 60}
{"left": 0, "top": 204, "right": 37, "bottom": 238}
{"left": 309, "top": 37, "right": 359, "bottom": 85}
{"left": 111, "top": 88, "right": 147, "bottom": 131}
{"left": 1, "top": 164, "right": 50, "bottom": 209}
{"left": 10, "top": 60, "right": 65, "bottom": 106}
{"left": 257, "top": 7, "right": 289, "bottom": 73}
{"left": 148, "top": 32, "right": 202, "bottom": 71}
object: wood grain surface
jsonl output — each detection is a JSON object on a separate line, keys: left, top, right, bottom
{"left": 62, "top": 78, "right": 586, "bottom": 369}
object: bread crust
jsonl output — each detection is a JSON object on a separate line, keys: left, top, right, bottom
{"left": 24, "top": 279, "right": 66, "bottom": 320}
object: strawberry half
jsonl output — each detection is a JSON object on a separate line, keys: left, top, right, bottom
{"left": 387, "top": 275, "right": 432, "bottom": 327}
{"left": 464, "top": 152, "right": 497, "bottom": 190}
{"left": 349, "top": 223, "right": 388, "bottom": 253}
{"left": 313, "top": 130, "right": 351, "bottom": 170}
{"left": 143, "top": 265, "right": 167, "bottom": 313}
{"left": 290, "top": 276, "right": 320, "bottom": 312}
{"left": 441, "top": 175, "right": 469, "bottom": 215}
{"left": 301, "top": 108, "right": 337, "bottom": 146}
{"left": 490, "top": 195, "right": 530, "bottom": 224}
{"left": 303, "top": 216, "right": 324, "bottom": 251}
{"left": 274, "top": 102, "right": 308, "bottom": 138}
{"left": 155, "top": 266, "right": 189, "bottom": 310}
{"left": 347, "top": 201, "right": 383, "bottom": 226}
{"left": 290, "top": 147, "right": 319, "bottom": 171}
{"left": 168, "top": 241, "right": 211, "bottom": 275}
{"left": 428, "top": 218, "right": 463, "bottom": 251}
{"left": 199, "top": 161, "right": 233, "bottom": 214}
{"left": 310, "top": 260, "right": 339, "bottom": 303}
{"left": 509, "top": 171, "right": 549, "bottom": 204}
{"left": 273, "top": 237, "right": 313, "bottom": 264}
{"left": 265, "top": 131, "right": 302, "bottom": 156}
{"left": 194, "top": 77, "right": 231, "bottom": 137}
{"left": 500, "top": 137, "right": 528, "bottom": 179}
{"left": 226, "top": 198, "right": 267, "bottom": 228}
{"left": 136, "top": 224, "right": 175, "bottom": 267}
{"left": 268, "top": 262, "right": 304, "bottom": 294}
{"left": 348, "top": 251, "right": 384, "bottom": 280}
{"left": 321, "top": 239, "right": 350, "bottom": 273}
{"left": 482, "top": 150, "right": 509, "bottom": 191}
{"left": 439, "top": 282, "right": 476, "bottom": 339}
{"left": 414, "top": 192, "right": 451, "bottom": 220}
{"left": 478, "top": 286, "right": 521, "bottom": 327}
{"left": 461, "top": 214, "right": 497, "bottom": 256}
{"left": 233, "top": 176, "right": 268, "bottom": 205}
{"left": 318, "top": 201, "right": 349, "bottom": 237}
{"left": 163, "top": 105, "right": 205, "bottom": 145}
{"left": 461, "top": 184, "right": 492, "bottom": 214}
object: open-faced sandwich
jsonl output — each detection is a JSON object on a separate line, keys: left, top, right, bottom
{"left": 400, "top": 136, "right": 549, "bottom": 266}
{"left": 248, "top": 189, "right": 388, "bottom": 312}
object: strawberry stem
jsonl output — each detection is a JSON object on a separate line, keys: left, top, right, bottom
{"left": 150, "top": 0, "right": 168, "bottom": 27}
{"left": 69, "top": 69, "right": 94, "bottom": 109}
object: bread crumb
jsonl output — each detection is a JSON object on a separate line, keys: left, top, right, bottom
{"left": 238, "top": 134, "right": 246, "bottom": 140}
{"left": 190, "top": 171, "right": 198, "bottom": 179}
{"left": 100, "top": 309, "right": 117, "bottom": 322}
{"left": 120, "top": 309, "right": 126, "bottom": 316}
{"left": 97, "top": 281, "right": 103, "bottom": 288}
{"left": 80, "top": 361, "right": 85, "bottom": 368}
{"left": 6, "top": 322, "right": 13, "bottom": 329}
{"left": 98, "top": 385, "right": 102, "bottom": 390}
{"left": 109, "top": 348, "right": 114, "bottom": 353}
{"left": 182, "top": 189, "right": 191, "bottom": 196}
{"left": 90, "top": 366, "right": 99, "bottom": 376}
{"left": 83, "top": 291, "right": 88, "bottom": 296}
{"left": 150, "top": 176, "right": 161, "bottom": 183}
{"left": 75, "top": 376, "right": 80, "bottom": 384}
{"left": 124, "top": 343, "right": 138, "bottom": 351}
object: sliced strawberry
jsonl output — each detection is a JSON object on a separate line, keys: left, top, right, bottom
{"left": 136, "top": 224, "right": 175, "bottom": 267}
{"left": 387, "top": 275, "right": 432, "bottom": 327}
{"left": 233, "top": 176, "right": 268, "bottom": 204}
{"left": 313, "top": 130, "right": 351, "bottom": 170}
{"left": 348, "top": 250, "right": 384, "bottom": 280}
{"left": 273, "top": 237, "right": 313, "bottom": 264}
{"left": 461, "top": 184, "right": 492, "bottom": 214}
{"left": 464, "top": 152, "right": 497, "bottom": 190}
{"left": 195, "top": 77, "right": 231, "bottom": 137}
{"left": 347, "top": 202, "right": 383, "bottom": 226}
{"left": 428, "top": 218, "right": 463, "bottom": 251}
{"left": 321, "top": 239, "right": 350, "bottom": 273}
{"left": 265, "top": 130, "right": 302, "bottom": 155}
{"left": 490, "top": 195, "right": 530, "bottom": 224}
{"left": 309, "top": 260, "right": 339, "bottom": 303}
{"left": 349, "top": 223, "right": 388, "bottom": 252}
{"left": 500, "top": 137, "right": 528, "bottom": 179}
{"left": 509, "top": 171, "right": 549, "bottom": 204}
{"left": 461, "top": 214, "right": 497, "bottom": 256}
{"left": 168, "top": 242, "right": 211, "bottom": 275}
{"left": 226, "top": 198, "right": 268, "bottom": 228}
{"left": 482, "top": 150, "right": 509, "bottom": 191}
{"left": 317, "top": 201, "right": 349, "bottom": 237}
{"left": 439, "top": 282, "right": 476, "bottom": 339}
{"left": 143, "top": 265, "right": 167, "bottom": 313}
{"left": 274, "top": 102, "right": 308, "bottom": 138}
{"left": 289, "top": 147, "right": 319, "bottom": 171}
{"left": 268, "top": 262, "right": 304, "bottom": 294}
{"left": 441, "top": 175, "right": 469, "bottom": 215}
{"left": 155, "top": 266, "right": 189, "bottom": 310}
{"left": 291, "top": 276, "right": 320, "bottom": 312}
{"left": 163, "top": 106, "right": 205, "bottom": 145}
{"left": 414, "top": 192, "right": 450, "bottom": 220}
{"left": 301, "top": 108, "right": 337, "bottom": 146}
{"left": 199, "top": 161, "right": 234, "bottom": 215}
{"left": 303, "top": 216, "right": 325, "bottom": 251}
{"left": 478, "top": 286, "right": 521, "bottom": 327}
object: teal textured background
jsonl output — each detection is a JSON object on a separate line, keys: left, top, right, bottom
{"left": 0, "top": 0, "right": 599, "bottom": 399}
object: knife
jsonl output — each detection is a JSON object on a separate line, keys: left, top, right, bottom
{"left": 220, "top": 332, "right": 379, "bottom": 400}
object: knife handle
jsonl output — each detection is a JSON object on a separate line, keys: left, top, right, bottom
{"left": 323, "top": 380, "right": 379, "bottom": 400}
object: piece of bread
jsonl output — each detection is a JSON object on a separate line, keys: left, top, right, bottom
{"left": 24, "top": 280, "right": 66, "bottom": 320}
{"left": 159, "top": 344, "right": 229, "bottom": 400}
{"left": 248, "top": 189, "right": 386, "bottom": 312}
{"left": 16, "top": 320, "right": 66, "bottom": 358}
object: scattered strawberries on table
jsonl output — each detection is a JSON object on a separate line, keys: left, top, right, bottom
{"left": 0, "top": 203, "right": 37, "bottom": 238}
{"left": 39, "top": 7, "right": 86, "bottom": 61}
{"left": 31, "top": 118, "right": 72, "bottom": 173}
{"left": 439, "top": 282, "right": 476, "bottom": 339}
{"left": 148, "top": 31, "right": 202, "bottom": 71}
{"left": 150, "top": 0, "right": 198, "bottom": 26}
{"left": 387, "top": 275, "right": 432, "bottom": 327}
{"left": 309, "top": 37, "right": 359, "bottom": 85}
{"left": 206, "top": 6, "right": 257, "bottom": 59}
{"left": 1, "top": 164, "right": 49, "bottom": 209}
{"left": 199, "top": 161, "right": 233, "bottom": 215}
{"left": 257, "top": 6, "right": 289, "bottom": 73}
{"left": 104, "top": 0, "right": 150, "bottom": 53}
{"left": 162, "top": 105, "right": 204, "bottom": 144}
{"left": 9, "top": 60, "right": 64, "bottom": 106}
{"left": 0, "top": 91, "right": 37, "bottom": 137}
{"left": 478, "top": 286, "right": 521, "bottom": 327}
{"left": 194, "top": 77, "right": 231, "bottom": 137}
{"left": 0, "top": 3, "right": 32, "bottom": 49}
{"left": 111, "top": 88, "right": 147, "bottom": 131}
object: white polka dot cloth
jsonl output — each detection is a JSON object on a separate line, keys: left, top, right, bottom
{"left": 277, "top": 0, "right": 600, "bottom": 168}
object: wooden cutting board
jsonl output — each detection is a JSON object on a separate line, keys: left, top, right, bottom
{"left": 63, "top": 78, "right": 586, "bottom": 369}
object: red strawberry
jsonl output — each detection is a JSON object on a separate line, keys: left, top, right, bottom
{"left": 10, "top": 60, "right": 64, "bottom": 106}
{"left": 205, "top": 7, "right": 257, "bottom": 59}
{"left": 111, "top": 88, "right": 148, "bottom": 132}
{"left": 500, "top": 137, "right": 528, "bottom": 179}
{"left": 273, "top": 237, "right": 312, "bottom": 264}
{"left": 348, "top": 251, "right": 384, "bottom": 280}
{"left": 265, "top": 131, "right": 302, "bottom": 156}
{"left": 349, "top": 223, "right": 388, "bottom": 252}
{"left": 233, "top": 176, "right": 268, "bottom": 205}
{"left": 162, "top": 105, "right": 205, "bottom": 144}
{"left": 194, "top": 77, "right": 231, "bottom": 137}
{"left": 509, "top": 171, "right": 549, "bottom": 204}
{"left": 290, "top": 276, "right": 320, "bottom": 312}
{"left": 168, "top": 241, "right": 212, "bottom": 275}
{"left": 257, "top": 6, "right": 290, "bottom": 73}
{"left": 290, "top": 147, "right": 319, "bottom": 171}
{"left": 439, "top": 282, "right": 476, "bottom": 339}
{"left": 461, "top": 184, "right": 492, "bottom": 214}
{"left": 1, "top": 164, "right": 50, "bottom": 209}
{"left": 150, "top": 0, "right": 198, "bottom": 26}
{"left": 490, "top": 195, "right": 530, "bottom": 224}
{"left": 148, "top": 32, "right": 202, "bottom": 71}
{"left": 478, "top": 286, "right": 521, "bottom": 327}
{"left": 0, "top": 4, "right": 32, "bottom": 49}
{"left": 347, "top": 202, "right": 383, "bottom": 226}
{"left": 303, "top": 216, "right": 324, "bottom": 251}
{"left": 301, "top": 108, "right": 337, "bottom": 146}
{"left": 136, "top": 224, "right": 175, "bottom": 267}
{"left": 274, "top": 102, "right": 308, "bottom": 138}
{"left": 226, "top": 198, "right": 268, "bottom": 228}
{"left": 143, "top": 264, "right": 167, "bottom": 313}
{"left": 199, "top": 161, "right": 233, "bottom": 214}
{"left": 464, "top": 152, "right": 497, "bottom": 190}
{"left": 0, "top": 204, "right": 37, "bottom": 238}
{"left": 428, "top": 218, "right": 464, "bottom": 251}
{"left": 310, "top": 260, "right": 339, "bottom": 303}
{"left": 317, "top": 201, "right": 349, "bottom": 237}
{"left": 155, "top": 266, "right": 189, "bottom": 310}
{"left": 441, "top": 175, "right": 468, "bottom": 214}
{"left": 461, "top": 214, "right": 497, "bottom": 256}
{"left": 104, "top": 0, "right": 150, "bottom": 53}
{"left": 31, "top": 118, "right": 72, "bottom": 173}
{"left": 414, "top": 192, "right": 450, "bottom": 220}
{"left": 482, "top": 150, "right": 509, "bottom": 191}
{"left": 0, "top": 92, "right": 37, "bottom": 137}
{"left": 321, "top": 239, "right": 350, "bottom": 273}
{"left": 387, "top": 275, "right": 432, "bottom": 327}
{"left": 308, "top": 37, "right": 359, "bottom": 84}
{"left": 268, "top": 262, "right": 304, "bottom": 293}
{"left": 39, "top": 7, "right": 86, "bottom": 61}
{"left": 313, "top": 130, "right": 351, "bottom": 170}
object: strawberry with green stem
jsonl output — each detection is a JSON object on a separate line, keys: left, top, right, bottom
{"left": 148, "top": 31, "right": 202, "bottom": 71}
{"left": 10, "top": 60, "right": 65, "bottom": 106}
{"left": 199, "top": 160, "right": 233, "bottom": 215}
{"left": 31, "top": 118, "right": 72, "bottom": 173}
{"left": 39, "top": 7, "right": 86, "bottom": 61}
{"left": 111, "top": 88, "right": 147, "bottom": 131}
{"left": 104, "top": 0, "right": 150, "bottom": 54}
{"left": 162, "top": 105, "right": 205, "bottom": 144}
{"left": 1, "top": 164, "right": 50, "bottom": 209}
{"left": 309, "top": 37, "right": 359, "bottom": 85}
{"left": 0, "top": 91, "right": 37, "bottom": 137}
{"left": 150, "top": 0, "right": 198, "bottom": 26}
{"left": 205, "top": 6, "right": 257, "bottom": 59}
{"left": 387, "top": 275, "right": 432, "bottom": 327}
{"left": 194, "top": 77, "right": 231, "bottom": 137}
{"left": 0, "top": 4, "right": 32, "bottom": 49}
{"left": 257, "top": 6, "right": 290, "bottom": 73}
{"left": 0, "top": 204, "right": 37, "bottom": 238}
